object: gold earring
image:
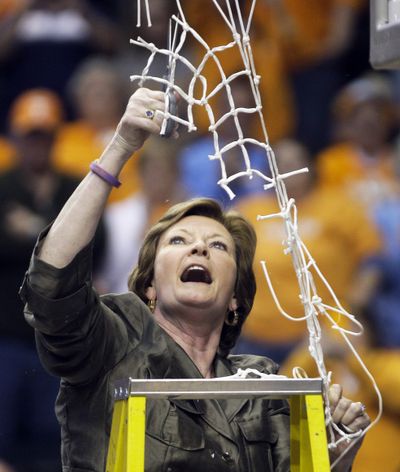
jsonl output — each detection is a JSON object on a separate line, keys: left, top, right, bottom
{"left": 225, "top": 310, "right": 239, "bottom": 326}
{"left": 147, "top": 299, "right": 156, "bottom": 313}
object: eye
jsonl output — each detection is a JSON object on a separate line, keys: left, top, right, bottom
{"left": 210, "top": 240, "right": 228, "bottom": 251}
{"left": 169, "top": 235, "right": 185, "bottom": 245}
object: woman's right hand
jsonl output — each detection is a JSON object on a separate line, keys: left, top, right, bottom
{"left": 36, "top": 89, "right": 171, "bottom": 269}
{"left": 113, "top": 88, "right": 170, "bottom": 156}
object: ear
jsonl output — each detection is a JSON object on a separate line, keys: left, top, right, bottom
{"left": 145, "top": 284, "right": 156, "bottom": 301}
{"left": 228, "top": 296, "right": 238, "bottom": 312}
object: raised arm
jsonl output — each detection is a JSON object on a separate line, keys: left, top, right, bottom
{"left": 38, "top": 88, "right": 167, "bottom": 268}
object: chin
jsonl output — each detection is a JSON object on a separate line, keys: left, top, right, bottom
{"left": 181, "top": 296, "right": 213, "bottom": 308}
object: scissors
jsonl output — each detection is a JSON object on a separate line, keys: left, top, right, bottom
{"left": 160, "top": 18, "right": 179, "bottom": 138}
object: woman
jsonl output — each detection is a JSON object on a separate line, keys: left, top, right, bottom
{"left": 20, "top": 88, "right": 369, "bottom": 471}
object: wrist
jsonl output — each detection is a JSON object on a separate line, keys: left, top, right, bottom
{"left": 98, "top": 133, "right": 135, "bottom": 170}
{"left": 90, "top": 161, "right": 121, "bottom": 188}
{"left": 110, "top": 131, "right": 137, "bottom": 155}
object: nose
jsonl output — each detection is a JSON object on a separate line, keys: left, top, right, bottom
{"left": 190, "top": 241, "right": 209, "bottom": 257}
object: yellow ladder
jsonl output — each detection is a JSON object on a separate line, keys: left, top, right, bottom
{"left": 106, "top": 378, "right": 330, "bottom": 472}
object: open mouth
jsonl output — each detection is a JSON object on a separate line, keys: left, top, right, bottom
{"left": 180, "top": 265, "right": 212, "bottom": 284}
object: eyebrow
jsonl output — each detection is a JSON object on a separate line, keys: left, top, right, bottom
{"left": 172, "top": 228, "right": 191, "bottom": 236}
{"left": 208, "top": 232, "right": 229, "bottom": 240}
{"left": 171, "top": 228, "right": 230, "bottom": 242}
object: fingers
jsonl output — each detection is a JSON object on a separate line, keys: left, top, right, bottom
{"left": 124, "top": 88, "right": 166, "bottom": 132}
{"left": 342, "top": 401, "right": 370, "bottom": 433}
{"left": 114, "top": 88, "right": 174, "bottom": 151}
{"left": 331, "top": 396, "right": 352, "bottom": 424}
{"left": 345, "top": 410, "right": 371, "bottom": 433}
{"left": 328, "top": 383, "right": 342, "bottom": 411}
{"left": 114, "top": 87, "right": 180, "bottom": 155}
{"left": 328, "top": 384, "right": 371, "bottom": 433}
{"left": 341, "top": 402, "right": 365, "bottom": 425}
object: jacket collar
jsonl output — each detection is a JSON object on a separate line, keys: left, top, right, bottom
{"left": 143, "top": 321, "right": 253, "bottom": 444}
{"left": 167, "top": 345, "right": 249, "bottom": 444}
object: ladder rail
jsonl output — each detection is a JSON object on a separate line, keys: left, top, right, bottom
{"left": 107, "top": 377, "right": 330, "bottom": 472}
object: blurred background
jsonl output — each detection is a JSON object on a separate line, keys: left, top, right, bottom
{"left": 0, "top": 1, "right": 399, "bottom": 471}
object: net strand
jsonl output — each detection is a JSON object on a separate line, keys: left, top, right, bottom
{"left": 133, "top": 0, "right": 382, "bottom": 466}
{"left": 136, "top": 0, "right": 152, "bottom": 27}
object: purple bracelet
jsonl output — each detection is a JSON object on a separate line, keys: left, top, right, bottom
{"left": 89, "top": 161, "right": 121, "bottom": 188}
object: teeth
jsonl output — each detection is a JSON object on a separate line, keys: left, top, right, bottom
{"left": 188, "top": 265, "right": 205, "bottom": 271}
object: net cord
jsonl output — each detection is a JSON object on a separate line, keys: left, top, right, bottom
{"left": 132, "top": 1, "right": 383, "bottom": 466}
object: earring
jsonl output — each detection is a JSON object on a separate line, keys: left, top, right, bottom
{"left": 147, "top": 299, "right": 156, "bottom": 313}
{"left": 225, "top": 310, "right": 239, "bottom": 326}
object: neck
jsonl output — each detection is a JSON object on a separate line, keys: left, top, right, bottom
{"left": 153, "top": 309, "right": 223, "bottom": 378}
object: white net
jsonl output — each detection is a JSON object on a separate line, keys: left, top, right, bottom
{"left": 133, "top": 0, "right": 382, "bottom": 466}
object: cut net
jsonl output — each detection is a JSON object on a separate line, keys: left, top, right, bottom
{"left": 133, "top": 0, "right": 382, "bottom": 466}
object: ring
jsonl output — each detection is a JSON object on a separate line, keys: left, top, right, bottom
{"left": 145, "top": 109, "right": 155, "bottom": 120}
{"left": 360, "top": 403, "right": 366, "bottom": 413}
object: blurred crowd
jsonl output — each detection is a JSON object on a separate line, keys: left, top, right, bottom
{"left": 0, "top": 1, "right": 399, "bottom": 471}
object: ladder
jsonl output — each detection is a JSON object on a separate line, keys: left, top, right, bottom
{"left": 106, "top": 377, "right": 330, "bottom": 471}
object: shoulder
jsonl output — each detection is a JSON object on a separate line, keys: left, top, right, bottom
{"left": 99, "top": 291, "right": 152, "bottom": 341}
{"left": 227, "top": 354, "right": 280, "bottom": 375}
{"left": 100, "top": 291, "right": 148, "bottom": 315}
{"left": 311, "top": 185, "right": 358, "bottom": 209}
{"left": 317, "top": 142, "right": 354, "bottom": 161}
{"left": 316, "top": 143, "right": 359, "bottom": 179}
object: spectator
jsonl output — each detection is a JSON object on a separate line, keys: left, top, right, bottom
{"left": 52, "top": 57, "right": 139, "bottom": 203}
{"left": 264, "top": 0, "right": 367, "bottom": 153}
{"left": 362, "top": 157, "right": 400, "bottom": 347}
{"left": 317, "top": 73, "right": 398, "bottom": 214}
{"left": 234, "top": 139, "right": 381, "bottom": 363}
{"left": 0, "top": 88, "right": 104, "bottom": 471}
{"left": 0, "top": 0, "right": 121, "bottom": 130}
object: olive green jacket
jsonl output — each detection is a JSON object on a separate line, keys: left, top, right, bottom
{"left": 20, "top": 231, "right": 290, "bottom": 472}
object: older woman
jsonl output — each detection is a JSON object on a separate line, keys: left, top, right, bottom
{"left": 20, "top": 88, "right": 369, "bottom": 471}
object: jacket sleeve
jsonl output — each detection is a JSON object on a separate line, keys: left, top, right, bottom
{"left": 19, "top": 225, "right": 134, "bottom": 386}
